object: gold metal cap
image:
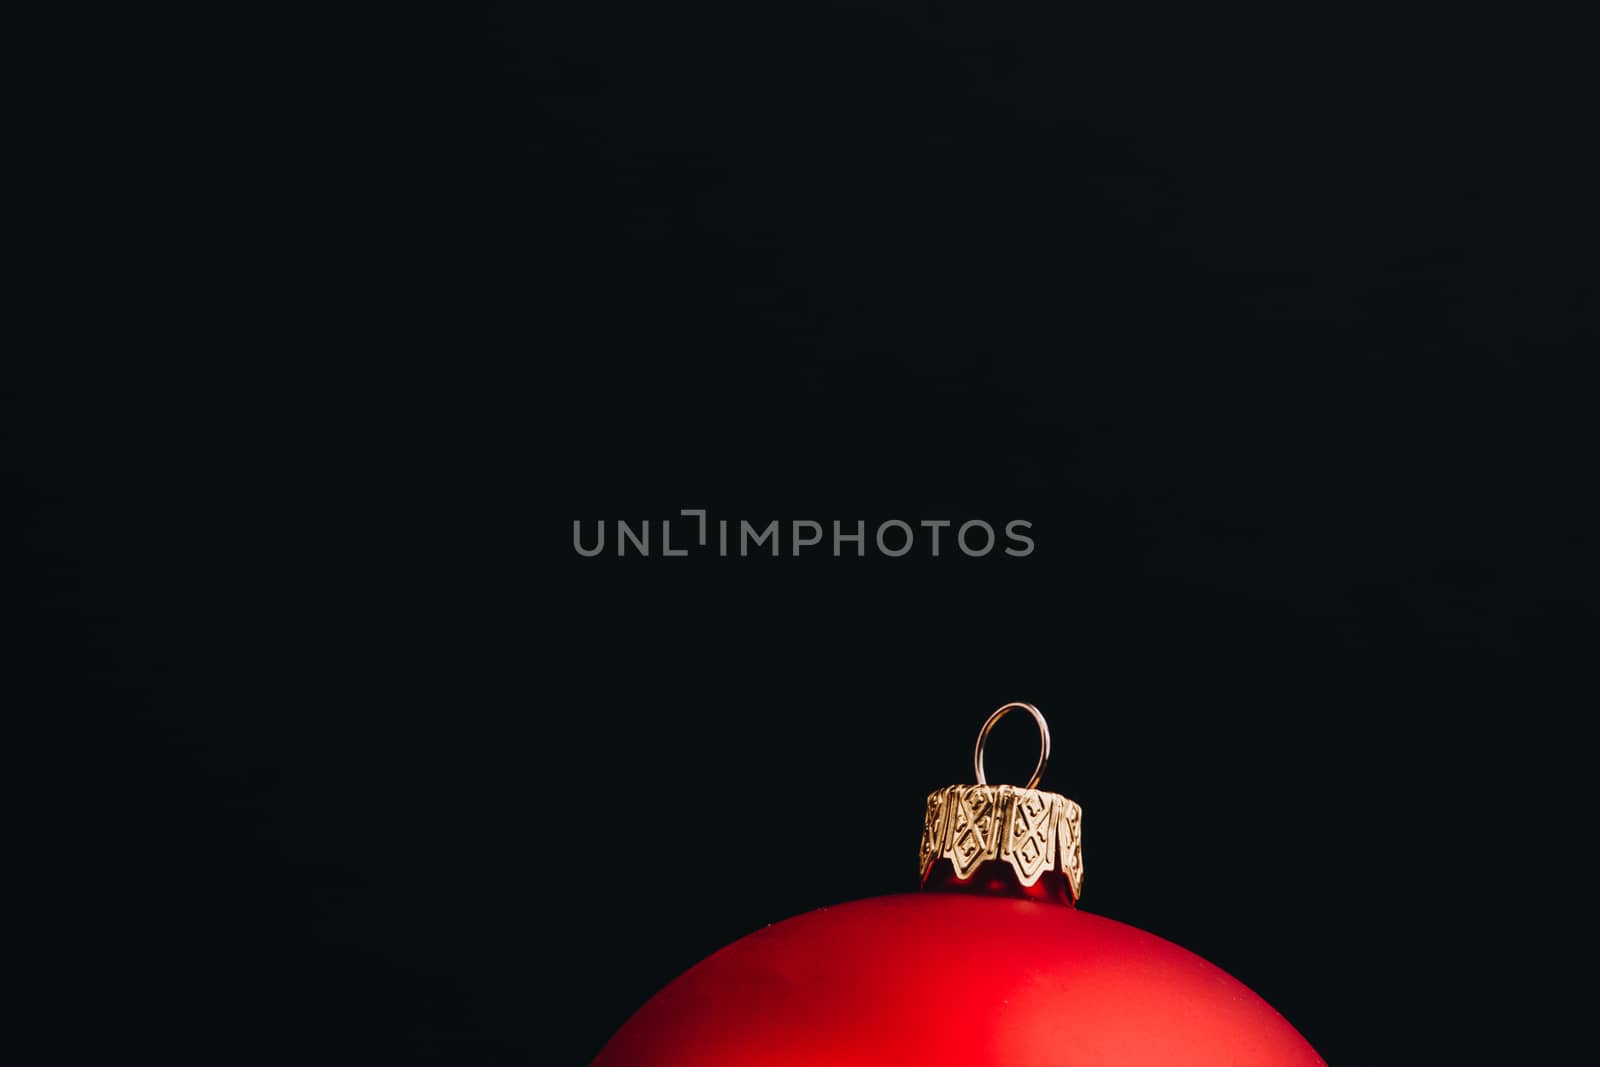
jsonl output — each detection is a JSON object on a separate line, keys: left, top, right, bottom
{"left": 918, "top": 702, "right": 1084, "bottom": 903}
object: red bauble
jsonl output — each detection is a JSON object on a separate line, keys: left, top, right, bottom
{"left": 598, "top": 704, "right": 1323, "bottom": 1065}
{"left": 594, "top": 893, "right": 1322, "bottom": 1066}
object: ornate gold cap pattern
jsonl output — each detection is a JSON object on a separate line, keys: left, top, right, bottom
{"left": 919, "top": 784, "right": 1083, "bottom": 901}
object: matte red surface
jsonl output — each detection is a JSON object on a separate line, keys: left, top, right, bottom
{"left": 594, "top": 893, "right": 1324, "bottom": 1066}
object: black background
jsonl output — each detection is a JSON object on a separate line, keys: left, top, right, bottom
{"left": 20, "top": 2, "right": 1596, "bottom": 1063}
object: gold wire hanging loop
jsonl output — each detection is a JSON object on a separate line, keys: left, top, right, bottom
{"left": 973, "top": 701, "right": 1051, "bottom": 790}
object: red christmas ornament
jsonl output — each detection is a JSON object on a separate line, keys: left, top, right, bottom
{"left": 595, "top": 703, "right": 1324, "bottom": 1066}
